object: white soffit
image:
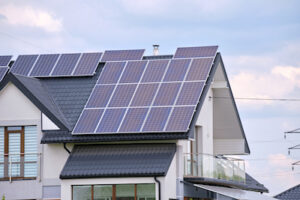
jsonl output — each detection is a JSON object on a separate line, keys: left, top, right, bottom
{"left": 194, "top": 184, "right": 277, "bottom": 200}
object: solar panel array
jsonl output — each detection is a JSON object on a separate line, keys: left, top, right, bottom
{"left": 10, "top": 52, "right": 103, "bottom": 77}
{"left": 0, "top": 56, "right": 13, "bottom": 66}
{"left": 73, "top": 46, "right": 218, "bottom": 134}
{"left": 0, "top": 66, "right": 9, "bottom": 82}
{"left": 0, "top": 56, "right": 13, "bottom": 82}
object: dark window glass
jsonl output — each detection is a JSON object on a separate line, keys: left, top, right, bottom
{"left": 73, "top": 186, "right": 92, "bottom": 200}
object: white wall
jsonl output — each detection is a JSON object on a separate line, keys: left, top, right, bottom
{"left": 0, "top": 82, "right": 43, "bottom": 200}
{"left": 42, "top": 113, "right": 59, "bottom": 130}
{"left": 196, "top": 87, "right": 214, "bottom": 155}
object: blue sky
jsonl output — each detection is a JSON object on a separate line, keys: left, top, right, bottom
{"left": 0, "top": 0, "right": 299, "bottom": 195}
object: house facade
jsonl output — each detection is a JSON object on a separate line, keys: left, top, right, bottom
{"left": 0, "top": 47, "right": 275, "bottom": 200}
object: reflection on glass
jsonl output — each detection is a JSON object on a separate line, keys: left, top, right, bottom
{"left": 94, "top": 185, "right": 112, "bottom": 200}
{"left": 137, "top": 184, "right": 155, "bottom": 200}
{"left": 116, "top": 184, "right": 134, "bottom": 200}
{"left": 73, "top": 186, "right": 92, "bottom": 200}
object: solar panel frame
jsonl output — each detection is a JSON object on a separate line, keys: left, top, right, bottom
{"left": 119, "top": 60, "right": 147, "bottom": 83}
{"left": 10, "top": 55, "right": 39, "bottom": 76}
{"left": 174, "top": 45, "right": 218, "bottom": 58}
{"left": 29, "top": 54, "right": 60, "bottom": 77}
{"left": 0, "top": 56, "right": 12, "bottom": 66}
{"left": 108, "top": 84, "right": 137, "bottom": 107}
{"left": 95, "top": 108, "right": 126, "bottom": 133}
{"left": 165, "top": 106, "right": 195, "bottom": 132}
{"left": 73, "top": 109, "right": 104, "bottom": 134}
{"left": 176, "top": 81, "right": 205, "bottom": 105}
{"left": 0, "top": 66, "right": 9, "bottom": 82}
{"left": 163, "top": 59, "right": 191, "bottom": 82}
{"left": 141, "top": 59, "right": 169, "bottom": 83}
{"left": 142, "top": 107, "right": 172, "bottom": 132}
{"left": 130, "top": 83, "right": 159, "bottom": 107}
{"left": 185, "top": 58, "right": 214, "bottom": 81}
{"left": 153, "top": 83, "right": 181, "bottom": 106}
{"left": 101, "top": 49, "right": 145, "bottom": 62}
{"left": 51, "top": 53, "right": 81, "bottom": 76}
{"left": 97, "top": 62, "right": 127, "bottom": 84}
{"left": 72, "top": 52, "right": 102, "bottom": 76}
{"left": 118, "top": 107, "right": 149, "bottom": 133}
{"left": 86, "top": 85, "right": 115, "bottom": 108}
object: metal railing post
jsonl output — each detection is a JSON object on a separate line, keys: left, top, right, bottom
{"left": 9, "top": 155, "right": 12, "bottom": 183}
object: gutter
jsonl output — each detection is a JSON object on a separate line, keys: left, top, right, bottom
{"left": 63, "top": 143, "right": 71, "bottom": 154}
{"left": 154, "top": 177, "right": 161, "bottom": 200}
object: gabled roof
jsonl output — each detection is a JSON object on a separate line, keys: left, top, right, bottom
{"left": 0, "top": 47, "right": 249, "bottom": 149}
{"left": 60, "top": 143, "right": 176, "bottom": 179}
{"left": 275, "top": 184, "right": 300, "bottom": 200}
{"left": 0, "top": 73, "right": 71, "bottom": 130}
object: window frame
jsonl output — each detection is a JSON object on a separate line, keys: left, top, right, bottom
{"left": 1, "top": 125, "right": 37, "bottom": 181}
{"left": 72, "top": 183, "right": 156, "bottom": 200}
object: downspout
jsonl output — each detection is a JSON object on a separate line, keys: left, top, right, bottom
{"left": 63, "top": 143, "right": 71, "bottom": 154}
{"left": 154, "top": 177, "right": 161, "bottom": 200}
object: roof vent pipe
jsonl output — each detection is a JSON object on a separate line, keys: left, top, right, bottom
{"left": 153, "top": 44, "right": 159, "bottom": 55}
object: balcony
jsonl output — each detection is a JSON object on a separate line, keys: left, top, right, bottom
{"left": 0, "top": 153, "right": 42, "bottom": 182}
{"left": 184, "top": 153, "right": 245, "bottom": 183}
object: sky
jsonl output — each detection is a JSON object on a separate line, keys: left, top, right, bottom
{"left": 0, "top": 0, "right": 299, "bottom": 196}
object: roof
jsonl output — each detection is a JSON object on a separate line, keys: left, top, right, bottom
{"left": 0, "top": 48, "right": 249, "bottom": 151}
{"left": 60, "top": 143, "right": 176, "bottom": 179}
{"left": 275, "top": 184, "right": 300, "bottom": 200}
{"left": 184, "top": 173, "right": 268, "bottom": 193}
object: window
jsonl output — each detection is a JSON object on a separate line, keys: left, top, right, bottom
{"left": 73, "top": 184, "right": 156, "bottom": 200}
{"left": 0, "top": 126, "right": 38, "bottom": 180}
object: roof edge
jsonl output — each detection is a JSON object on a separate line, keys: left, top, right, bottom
{"left": 0, "top": 73, "right": 70, "bottom": 131}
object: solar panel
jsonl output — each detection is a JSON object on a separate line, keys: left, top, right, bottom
{"left": 86, "top": 85, "right": 115, "bottom": 108}
{"left": 51, "top": 53, "right": 80, "bottom": 76}
{"left": 141, "top": 60, "right": 169, "bottom": 83}
{"left": 97, "top": 62, "right": 126, "bottom": 84}
{"left": 174, "top": 46, "right": 218, "bottom": 58}
{"left": 96, "top": 108, "right": 126, "bottom": 133}
{"left": 165, "top": 106, "right": 195, "bottom": 131}
{"left": 0, "top": 66, "right": 9, "bottom": 82}
{"left": 153, "top": 83, "right": 181, "bottom": 106}
{"left": 73, "top": 109, "right": 104, "bottom": 133}
{"left": 108, "top": 84, "right": 137, "bottom": 107}
{"left": 119, "top": 61, "right": 147, "bottom": 83}
{"left": 163, "top": 59, "right": 191, "bottom": 81}
{"left": 130, "top": 83, "right": 158, "bottom": 106}
{"left": 10, "top": 55, "right": 38, "bottom": 76}
{"left": 142, "top": 107, "right": 172, "bottom": 132}
{"left": 73, "top": 52, "right": 102, "bottom": 76}
{"left": 30, "top": 54, "right": 59, "bottom": 76}
{"left": 119, "top": 108, "right": 148, "bottom": 132}
{"left": 101, "top": 49, "right": 145, "bottom": 62}
{"left": 73, "top": 46, "right": 218, "bottom": 134}
{"left": 186, "top": 58, "right": 214, "bottom": 81}
{"left": 0, "top": 56, "right": 12, "bottom": 66}
{"left": 176, "top": 82, "right": 204, "bottom": 105}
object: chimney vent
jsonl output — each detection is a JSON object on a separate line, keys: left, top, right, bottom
{"left": 153, "top": 44, "right": 159, "bottom": 55}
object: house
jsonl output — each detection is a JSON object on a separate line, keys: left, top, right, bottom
{"left": 0, "top": 46, "right": 277, "bottom": 200}
{"left": 275, "top": 184, "right": 300, "bottom": 200}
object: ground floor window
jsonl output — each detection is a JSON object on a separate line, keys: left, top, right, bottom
{"left": 73, "top": 184, "right": 155, "bottom": 200}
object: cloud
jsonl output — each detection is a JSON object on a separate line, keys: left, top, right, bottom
{"left": 0, "top": 4, "right": 62, "bottom": 32}
{"left": 268, "top": 154, "right": 295, "bottom": 167}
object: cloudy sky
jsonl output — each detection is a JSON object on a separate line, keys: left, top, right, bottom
{"left": 0, "top": 0, "right": 299, "bottom": 196}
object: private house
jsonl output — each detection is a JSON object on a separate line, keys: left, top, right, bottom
{"left": 0, "top": 46, "right": 276, "bottom": 200}
{"left": 275, "top": 184, "right": 300, "bottom": 200}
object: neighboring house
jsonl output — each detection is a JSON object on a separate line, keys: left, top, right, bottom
{"left": 275, "top": 184, "right": 300, "bottom": 200}
{"left": 0, "top": 46, "right": 276, "bottom": 200}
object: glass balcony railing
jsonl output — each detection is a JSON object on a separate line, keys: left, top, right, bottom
{"left": 184, "top": 153, "right": 245, "bottom": 183}
{"left": 0, "top": 152, "right": 42, "bottom": 182}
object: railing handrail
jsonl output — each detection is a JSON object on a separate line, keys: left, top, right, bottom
{"left": 183, "top": 152, "right": 245, "bottom": 162}
{"left": 0, "top": 152, "right": 41, "bottom": 156}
